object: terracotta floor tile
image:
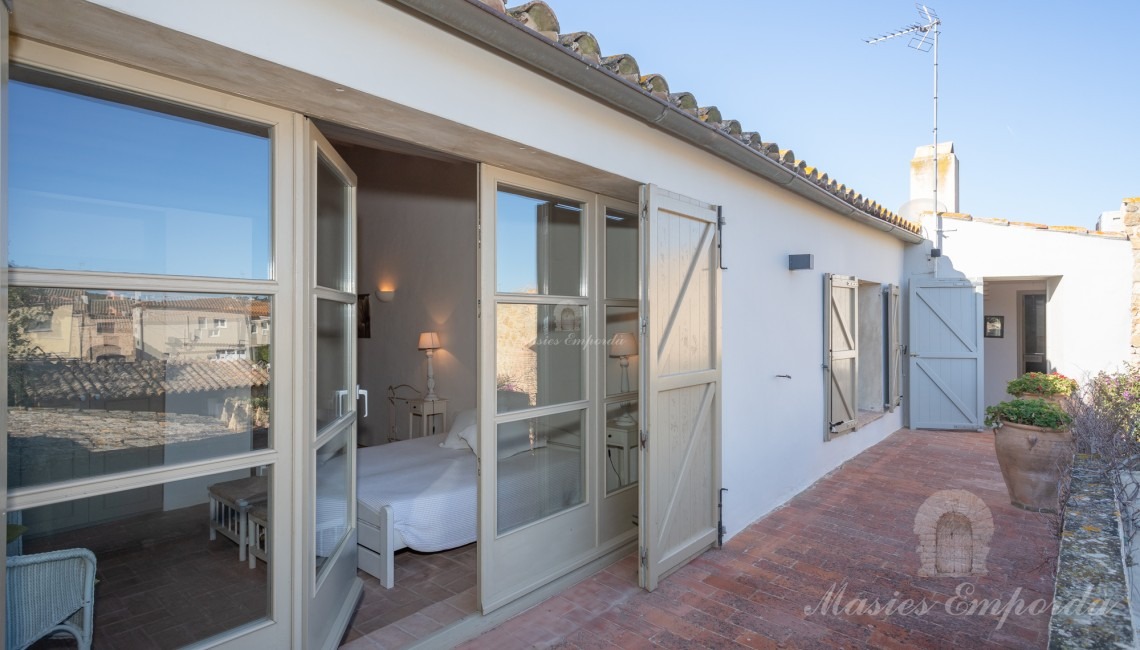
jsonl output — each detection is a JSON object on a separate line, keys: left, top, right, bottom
{"left": 458, "top": 429, "right": 1058, "bottom": 650}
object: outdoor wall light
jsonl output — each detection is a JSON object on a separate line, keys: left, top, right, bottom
{"left": 788, "top": 254, "right": 814, "bottom": 271}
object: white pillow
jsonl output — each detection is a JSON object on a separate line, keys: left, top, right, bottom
{"left": 458, "top": 422, "right": 478, "bottom": 458}
{"left": 441, "top": 409, "right": 476, "bottom": 450}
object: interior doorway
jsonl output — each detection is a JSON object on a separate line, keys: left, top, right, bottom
{"left": 318, "top": 124, "right": 482, "bottom": 645}
{"left": 1020, "top": 292, "right": 1047, "bottom": 374}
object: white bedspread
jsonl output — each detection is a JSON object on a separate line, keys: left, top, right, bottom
{"left": 356, "top": 434, "right": 477, "bottom": 553}
{"left": 353, "top": 433, "right": 583, "bottom": 553}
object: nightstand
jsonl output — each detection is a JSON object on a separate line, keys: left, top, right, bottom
{"left": 606, "top": 422, "right": 639, "bottom": 487}
{"left": 408, "top": 398, "right": 448, "bottom": 438}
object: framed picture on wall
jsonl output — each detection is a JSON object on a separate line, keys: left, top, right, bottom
{"left": 358, "top": 294, "right": 371, "bottom": 338}
{"left": 984, "top": 315, "right": 1004, "bottom": 338}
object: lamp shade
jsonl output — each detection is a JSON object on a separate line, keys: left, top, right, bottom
{"left": 608, "top": 332, "right": 637, "bottom": 358}
{"left": 417, "top": 331, "right": 441, "bottom": 350}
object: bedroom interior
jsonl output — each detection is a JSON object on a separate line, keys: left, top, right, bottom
{"left": 329, "top": 128, "right": 483, "bottom": 641}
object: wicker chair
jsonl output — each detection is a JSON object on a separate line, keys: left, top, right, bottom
{"left": 6, "top": 548, "right": 97, "bottom": 650}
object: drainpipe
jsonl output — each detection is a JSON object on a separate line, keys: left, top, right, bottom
{"left": 386, "top": 0, "right": 924, "bottom": 245}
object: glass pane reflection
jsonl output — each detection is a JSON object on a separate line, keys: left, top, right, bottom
{"left": 316, "top": 300, "right": 351, "bottom": 431}
{"left": 605, "top": 307, "right": 640, "bottom": 397}
{"left": 315, "top": 429, "right": 351, "bottom": 578}
{"left": 497, "top": 410, "right": 584, "bottom": 534}
{"left": 496, "top": 304, "right": 584, "bottom": 413}
{"left": 605, "top": 400, "right": 639, "bottom": 492}
{"left": 496, "top": 188, "right": 582, "bottom": 296}
{"left": 8, "top": 467, "right": 272, "bottom": 648}
{"left": 8, "top": 74, "right": 271, "bottom": 279}
{"left": 7, "top": 288, "right": 271, "bottom": 490}
{"left": 316, "top": 155, "right": 351, "bottom": 292}
{"left": 605, "top": 209, "right": 638, "bottom": 299}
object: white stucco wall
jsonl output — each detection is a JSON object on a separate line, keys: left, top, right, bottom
{"left": 920, "top": 215, "right": 1132, "bottom": 388}
{"left": 77, "top": 0, "right": 911, "bottom": 539}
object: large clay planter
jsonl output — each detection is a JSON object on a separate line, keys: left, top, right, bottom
{"left": 993, "top": 420, "right": 1073, "bottom": 513}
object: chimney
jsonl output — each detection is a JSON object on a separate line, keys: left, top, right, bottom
{"left": 909, "top": 142, "right": 959, "bottom": 214}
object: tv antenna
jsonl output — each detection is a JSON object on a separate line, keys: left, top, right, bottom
{"left": 866, "top": 4, "right": 943, "bottom": 253}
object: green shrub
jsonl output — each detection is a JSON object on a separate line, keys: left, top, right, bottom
{"left": 1005, "top": 371, "right": 1078, "bottom": 397}
{"left": 1087, "top": 363, "right": 1140, "bottom": 441}
{"left": 985, "top": 398, "right": 1073, "bottom": 430}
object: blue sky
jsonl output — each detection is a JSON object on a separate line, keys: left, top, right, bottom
{"left": 549, "top": 1, "right": 1138, "bottom": 227}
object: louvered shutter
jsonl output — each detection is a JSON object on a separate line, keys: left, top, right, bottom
{"left": 825, "top": 274, "right": 858, "bottom": 439}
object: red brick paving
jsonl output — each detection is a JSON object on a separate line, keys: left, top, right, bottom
{"left": 460, "top": 428, "right": 1059, "bottom": 649}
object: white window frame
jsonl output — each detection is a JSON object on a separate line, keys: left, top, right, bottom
{"left": 4, "top": 40, "right": 297, "bottom": 650}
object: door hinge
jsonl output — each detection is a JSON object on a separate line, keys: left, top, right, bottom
{"left": 640, "top": 317, "right": 647, "bottom": 335}
{"left": 639, "top": 546, "right": 648, "bottom": 568}
{"left": 716, "top": 206, "right": 728, "bottom": 271}
{"left": 639, "top": 429, "right": 648, "bottom": 450}
{"left": 640, "top": 202, "right": 649, "bottom": 221}
{"left": 477, "top": 299, "right": 481, "bottom": 319}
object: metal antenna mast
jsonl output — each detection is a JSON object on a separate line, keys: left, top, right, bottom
{"left": 866, "top": 4, "right": 942, "bottom": 251}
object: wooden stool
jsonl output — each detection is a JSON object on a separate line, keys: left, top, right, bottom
{"left": 247, "top": 502, "right": 269, "bottom": 569}
{"left": 207, "top": 476, "right": 267, "bottom": 564}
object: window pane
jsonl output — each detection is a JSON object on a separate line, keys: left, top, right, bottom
{"left": 8, "top": 73, "right": 271, "bottom": 279}
{"left": 497, "top": 410, "right": 584, "bottom": 534}
{"left": 496, "top": 188, "right": 583, "bottom": 296}
{"left": 316, "top": 154, "right": 351, "bottom": 292}
{"left": 605, "top": 307, "right": 640, "bottom": 397}
{"left": 605, "top": 209, "right": 638, "bottom": 299}
{"left": 8, "top": 288, "right": 271, "bottom": 490}
{"left": 605, "top": 400, "right": 639, "bottom": 493}
{"left": 315, "top": 429, "right": 351, "bottom": 578}
{"left": 496, "top": 303, "right": 584, "bottom": 413}
{"left": 316, "top": 300, "right": 351, "bottom": 431}
{"left": 7, "top": 467, "right": 272, "bottom": 648}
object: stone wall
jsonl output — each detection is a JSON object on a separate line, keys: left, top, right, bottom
{"left": 1126, "top": 198, "right": 1140, "bottom": 364}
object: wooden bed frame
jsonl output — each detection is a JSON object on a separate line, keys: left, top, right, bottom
{"left": 356, "top": 505, "right": 398, "bottom": 589}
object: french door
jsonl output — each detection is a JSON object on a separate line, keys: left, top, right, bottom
{"left": 302, "top": 120, "right": 362, "bottom": 649}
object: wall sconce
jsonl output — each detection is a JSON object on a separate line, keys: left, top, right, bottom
{"left": 418, "top": 331, "right": 441, "bottom": 401}
{"left": 788, "top": 254, "right": 814, "bottom": 271}
{"left": 376, "top": 288, "right": 396, "bottom": 303}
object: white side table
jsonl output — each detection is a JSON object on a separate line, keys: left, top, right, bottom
{"left": 408, "top": 398, "right": 448, "bottom": 438}
{"left": 606, "top": 423, "right": 639, "bottom": 487}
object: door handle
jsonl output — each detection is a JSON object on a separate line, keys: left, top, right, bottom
{"left": 357, "top": 386, "right": 369, "bottom": 418}
{"left": 335, "top": 389, "right": 349, "bottom": 417}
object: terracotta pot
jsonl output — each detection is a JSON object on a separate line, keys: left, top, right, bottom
{"left": 993, "top": 420, "right": 1073, "bottom": 513}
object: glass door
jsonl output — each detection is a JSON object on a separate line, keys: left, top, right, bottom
{"left": 304, "top": 120, "right": 362, "bottom": 648}
{"left": 1021, "top": 292, "right": 1047, "bottom": 373}
{"left": 478, "top": 167, "right": 597, "bottom": 613}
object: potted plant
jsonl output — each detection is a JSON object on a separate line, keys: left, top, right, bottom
{"left": 1005, "top": 371, "right": 1078, "bottom": 403}
{"left": 985, "top": 399, "right": 1073, "bottom": 513}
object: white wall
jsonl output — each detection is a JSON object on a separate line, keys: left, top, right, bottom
{"left": 981, "top": 280, "right": 1047, "bottom": 407}
{"left": 343, "top": 145, "right": 477, "bottom": 446}
{"left": 920, "top": 215, "right": 1132, "bottom": 387}
{"left": 79, "top": 0, "right": 909, "bottom": 538}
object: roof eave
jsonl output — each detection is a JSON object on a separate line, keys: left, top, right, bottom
{"left": 385, "top": 0, "right": 923, "bottom": 244}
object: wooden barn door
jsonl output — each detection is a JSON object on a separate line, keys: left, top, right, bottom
{"left": 908, "top": 279, "right": 984, "bottom": 430}
{"left": 639, "top": 185, "right": 721, "bottom": 591}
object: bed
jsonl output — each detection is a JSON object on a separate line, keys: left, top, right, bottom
{"left": 353, "top": 429, "right": 581, "bottom": 588}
